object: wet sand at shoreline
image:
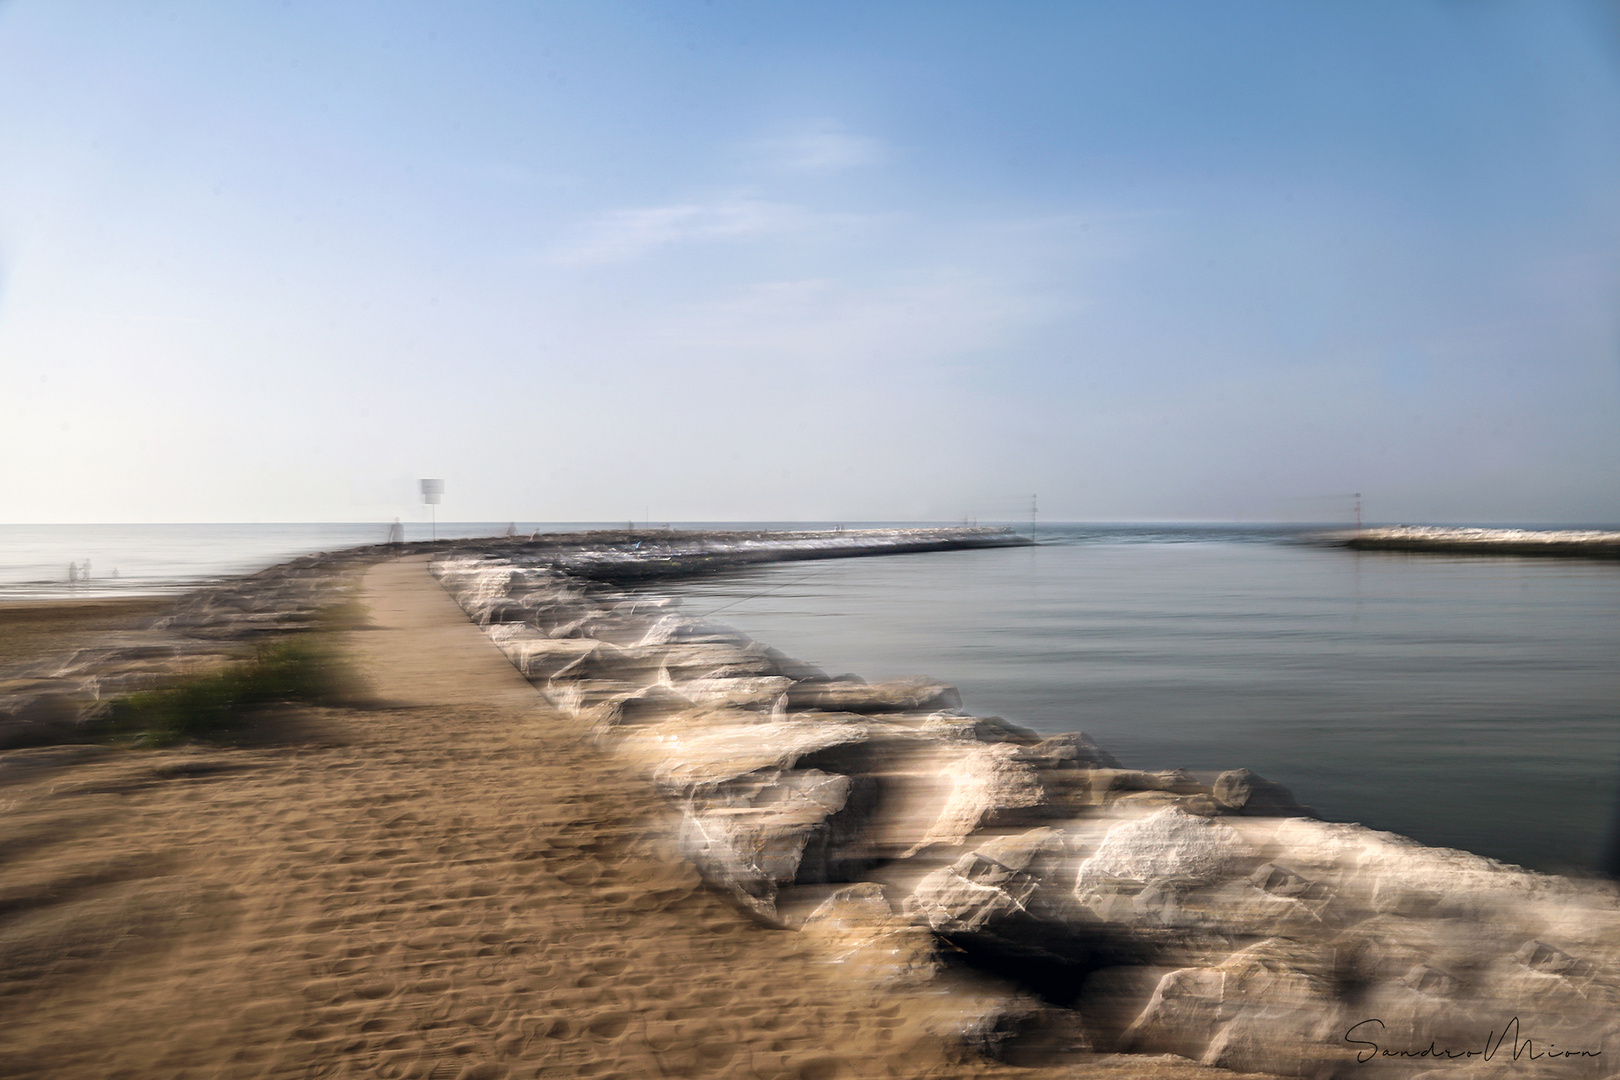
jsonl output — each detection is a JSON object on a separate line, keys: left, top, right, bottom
{"left": 0, "top": 557, "right": 1248, "bottom": 1079}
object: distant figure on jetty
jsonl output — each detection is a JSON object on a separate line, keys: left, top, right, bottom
{"left": 67, "top": 562, "right": 78, "bottom": 584}
{"left": 386, "top": 519, "right": 404, "bottom": 546}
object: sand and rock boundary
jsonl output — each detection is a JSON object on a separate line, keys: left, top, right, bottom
{"left": 433, "top": 539, "right": 1620, "bottom": 1079}
{"left": 7, "top": 550, "right": 1262, "bottom": 1080}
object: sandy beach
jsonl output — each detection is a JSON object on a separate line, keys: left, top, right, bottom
{"left": 0, "top": 597, "right": 174, "bottom": 670}
{"left": 0, "top": 556, "right": 1248, "bottom": 1080}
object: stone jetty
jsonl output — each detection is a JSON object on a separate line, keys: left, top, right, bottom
{"left": 444, "top": 525, "right": 1033, "bottom": 582}
{"left": 435, "top": 538, "right": 1620, "bottom": 1078}
{"left": 1340, "top": 526, "right": 1620, "bottom": 559}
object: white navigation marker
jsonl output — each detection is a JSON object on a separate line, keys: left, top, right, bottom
{"left": 420, "top": 478, "right": 444, "bottom": 541}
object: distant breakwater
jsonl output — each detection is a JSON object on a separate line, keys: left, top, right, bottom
{"left": 1340, "top": 526, "right": 1620, "bottom": 559}
{"left": 433, "top": 525, "right": 1033, "bottom": 582}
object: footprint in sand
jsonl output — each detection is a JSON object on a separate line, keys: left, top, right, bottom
{"left": 628, "top": 885, "right": 696, "bottom": 913}
{"left": 455, "top": 1004, "right": 505, "bottom": 1029}
{"left": 552, "top": 862, "right": 600, "bottom": 887}
{"left": 351, "top": 980, "right": 396, "bottom": 1001}
{"left": 583, "top": 1010, "right": 632, "bottom": 1042}
{"left": 791, "top": 1056, "right": 851, "bottom": 1080}
{"left": 534, "top": 1014, "right": 575, "bottom": 1042}
{"left": 654, "top": 1039, "right": 738, "bottom": 1078}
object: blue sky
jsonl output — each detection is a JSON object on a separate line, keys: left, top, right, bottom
{"left": 2, "top": 1, "right": 1617, "bottom": 524}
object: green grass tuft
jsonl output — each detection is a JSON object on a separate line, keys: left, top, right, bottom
{"left": 97, "top": 637, "right": 341, "bottom": 745}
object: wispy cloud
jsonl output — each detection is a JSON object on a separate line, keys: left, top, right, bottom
{"left": 543, "top": 197, "right": 870, "bottom": 265}
{"left": 649, "top": 265, "right": 1071, "bottom": 372}
{"left": 750, "top": 122, "right": 888, "bottom": 174}
{"left": 543, "top": 211, "right": 1124, "bottom": 371}
{"left": 540, "top": 122, "right": 890, "bottom": 265}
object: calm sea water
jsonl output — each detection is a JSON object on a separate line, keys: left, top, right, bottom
{"left": 655, "top": 525, "right": 1620, "bottom": 877}
{"left": 4, "top": 521, "right": 1616, "bottom": 876}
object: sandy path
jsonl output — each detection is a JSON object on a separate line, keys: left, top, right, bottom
{"left": 0, "top": 557, "right": 1247, "bottom": 1080}
{"left": 0, "top": 558, "right": 963, "bottom": 1079}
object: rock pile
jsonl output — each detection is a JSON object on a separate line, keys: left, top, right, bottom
{"left": 436, "top": 549, "right": 1620, "bottom": 1078}
{"left": 460, "top": 525, "right": 1032, "bottom": 582}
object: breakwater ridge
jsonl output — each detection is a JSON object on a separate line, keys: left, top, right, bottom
{"left": 1339, "top": 526, "right": 1620, "bottom": 559}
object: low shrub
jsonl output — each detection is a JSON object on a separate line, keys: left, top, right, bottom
{"left": 96, "top": 637, "right": 341, "bottom": 745}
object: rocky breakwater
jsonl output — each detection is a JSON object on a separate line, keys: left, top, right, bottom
{"left": 445, "top": 524, "right": 1033, "bottom": 583}
{"left": 1340, "top": 526, "right": 1620, "bottom": 560}
{"left": 436, "top": 546, "right": 1620, "bottom": 1078}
